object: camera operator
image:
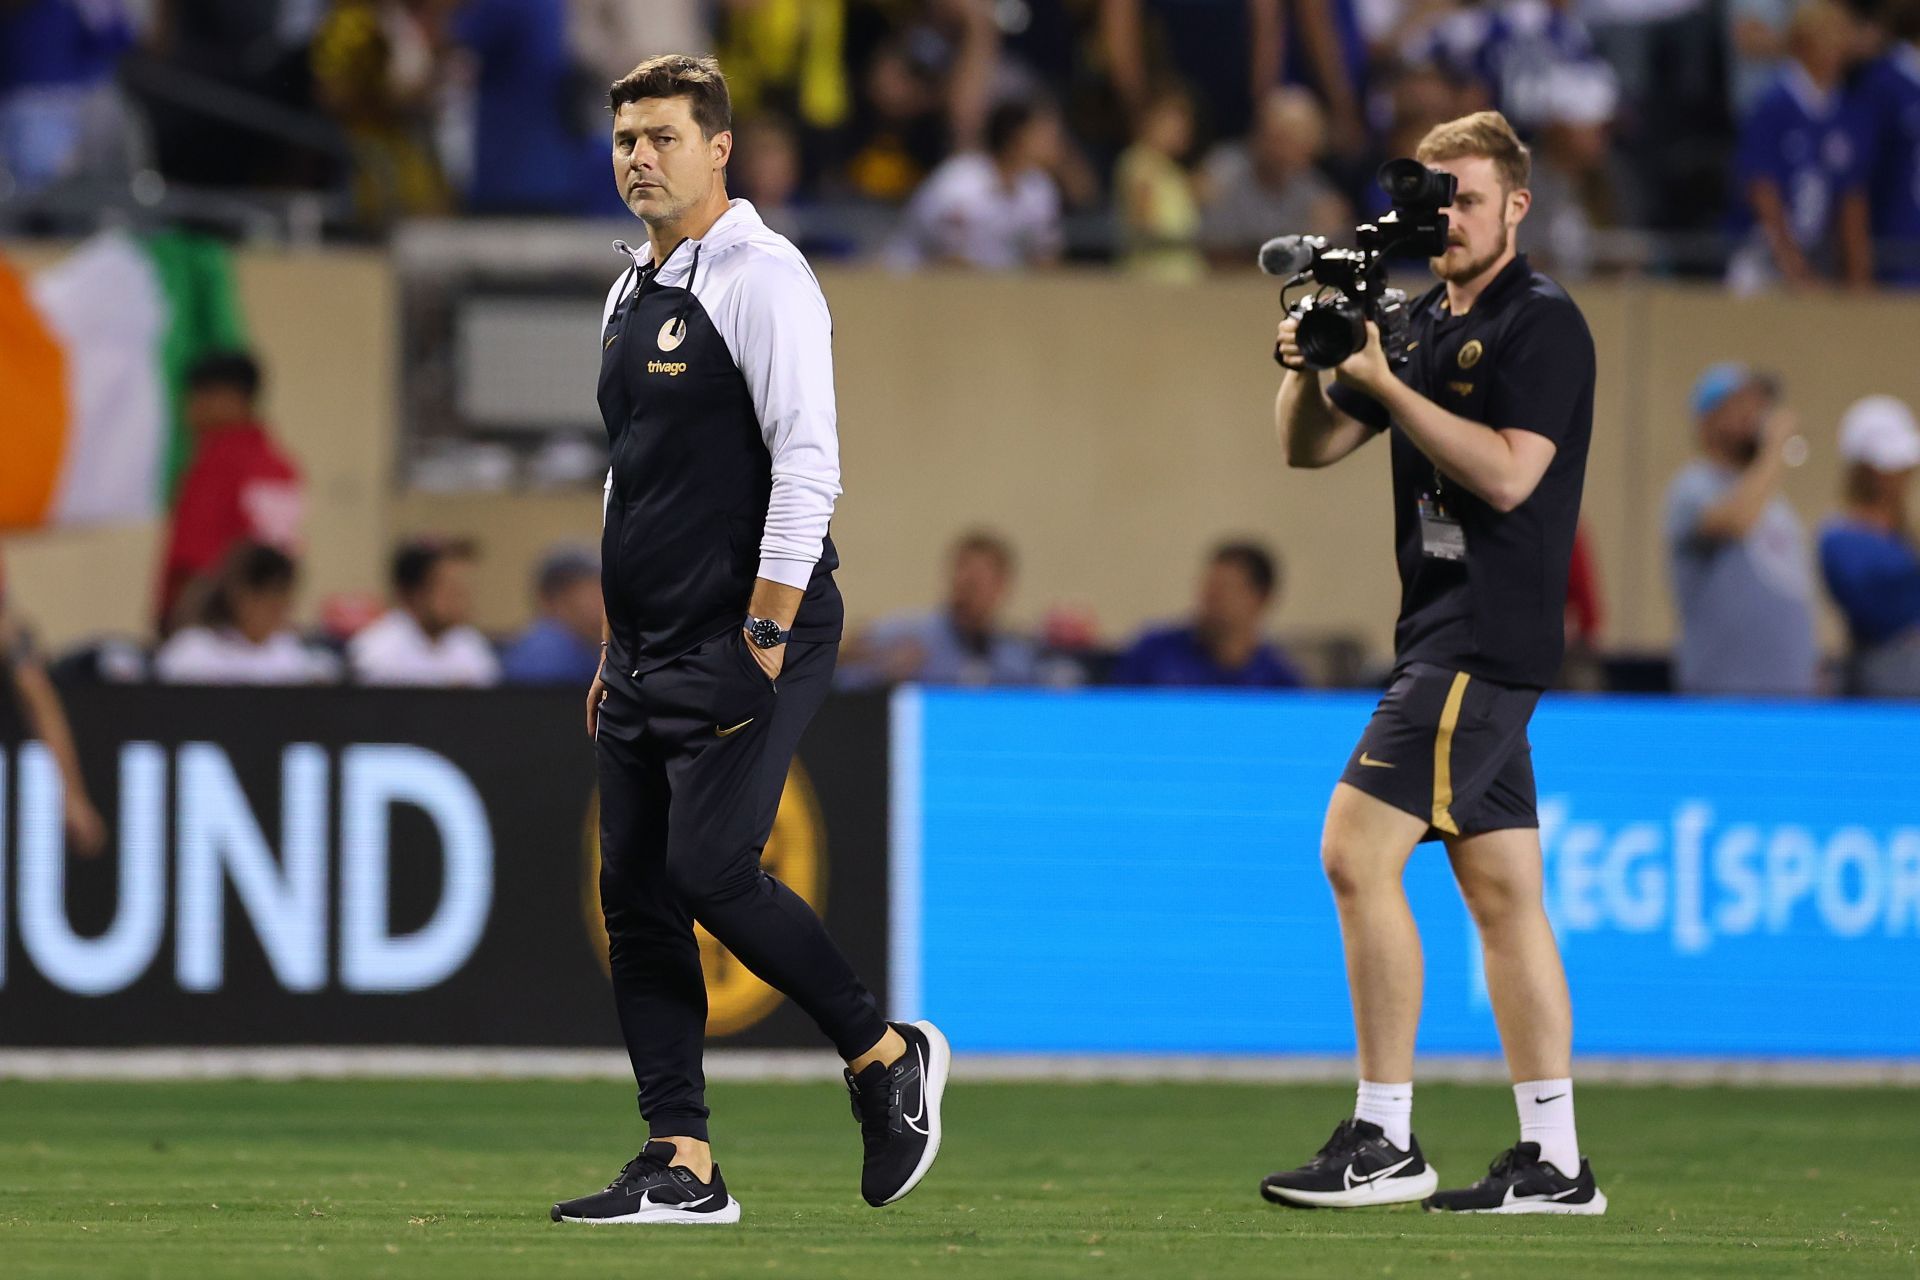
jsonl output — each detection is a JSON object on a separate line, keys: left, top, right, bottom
{"left": 1258, "top": 112, "right": 1604, "bottom": 1216}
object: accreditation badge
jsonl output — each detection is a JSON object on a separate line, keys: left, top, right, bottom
{"left": 1417, "top": 492, "right": 1467, "bottom": 561}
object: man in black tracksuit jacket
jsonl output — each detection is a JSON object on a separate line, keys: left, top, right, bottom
{"left": 549, "top": 56, "right": 950, "bottom": 1226}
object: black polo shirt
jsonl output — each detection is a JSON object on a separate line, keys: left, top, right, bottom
{"left": 1327, "top": 253, "right": 1594, "bottom": 689}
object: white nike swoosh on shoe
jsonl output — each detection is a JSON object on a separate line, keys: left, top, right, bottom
{"left": 557, "top": 1193, "right": 743, "bottom": 1225}
{"left": 623, "top": 1188, "right": 716, "bottom": 1211}
{"left": 1344, "top": 1154, "right": 1415, "bottom": 1188}
{"left": 876, "top": 1020, "right": 950, "bottom": 1206}
{"left": 901, "top": 1043, "right": 930, "bottom": 1135}
{"left": 1266, "top": 1163, "right": 1437, "bottom": 1208}
{"left": 1501, "top": 1183, "right": 1583, "bottom": 1206}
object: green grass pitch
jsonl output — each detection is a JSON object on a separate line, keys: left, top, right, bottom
{"left": 2, "top": 1078, "right": 1916, "bottom": 1278}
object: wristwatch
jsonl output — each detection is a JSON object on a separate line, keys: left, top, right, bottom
{"left": 743, "top": 615, "right": 790, "bottom": 649}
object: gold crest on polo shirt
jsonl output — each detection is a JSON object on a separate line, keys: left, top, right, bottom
{"left": 657, "top": 317, "right": 687, "bottom": 352}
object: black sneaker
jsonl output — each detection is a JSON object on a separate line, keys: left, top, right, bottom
{"left": 550, "top": 1140, "right": 741, "bottom": 1224}
{"left": 1260, "top": 1118, "right": 1439, "bottom": 1208}
{"left": 1423, "top": 1142, "right": 1607, "bottom": 1215}
{"left": 846, "top": 1019, "right": 950, "bottom": 1206}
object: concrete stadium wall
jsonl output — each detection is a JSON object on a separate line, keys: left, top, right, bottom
{"left": 6, "top": 244, "right": 1915, "bottom": 664}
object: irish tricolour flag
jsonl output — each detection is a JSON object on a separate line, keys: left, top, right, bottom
{"left": 1, "top": 231, "right": 244, "bottom": 530}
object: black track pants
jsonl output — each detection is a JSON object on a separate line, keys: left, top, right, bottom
{"left": 594, "top": 631, "right": 886, "bottom": 1141}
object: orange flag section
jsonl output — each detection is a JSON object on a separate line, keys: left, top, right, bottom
{"left": 0, "top": 258, "right": 69, "bottom": 529}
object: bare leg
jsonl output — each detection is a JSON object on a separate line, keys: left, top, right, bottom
{"left": 847, "top": 1027, "right": 907, "bottom": 1074}
{"left": 1321, "top": 783, "right": 1434, "bottom": 1083}
{"left": 1445, "top": 828, "right": 1572, "bottom": 1082}
{"left": 658, "top": 1136, "right": 714, "bottom": 1182}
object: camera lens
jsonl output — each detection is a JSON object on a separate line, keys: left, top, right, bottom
{"left": 1378, "top": 159, "right": 1427, "bottom": 203}
{"left": 1297, "top": 299, "right": 1368, "bottom": 368}
{"left": 1377, "top": 158, "right": 1456, "bottom": 208}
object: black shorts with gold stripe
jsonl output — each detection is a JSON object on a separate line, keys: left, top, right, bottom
{"left": 1338, "top": 662, "right": 1542, "bottom": 843}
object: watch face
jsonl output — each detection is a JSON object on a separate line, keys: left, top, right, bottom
{"left": 747, "top": 618, "right": 784, "bottom": 648}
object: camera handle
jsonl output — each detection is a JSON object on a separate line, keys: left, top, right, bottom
{"left": 1273, "top": 274, "right": 1316, "bottom": 371}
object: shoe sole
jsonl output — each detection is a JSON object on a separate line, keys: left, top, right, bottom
{"left": 1429, "top": 1189, "right": 1608, "bottom": 1216}
{"left": 1261, "top": 1166, "right": 1439, "bottom": 1209}
{"left": 876, "top": 1019, "right": 950, "bottom": 1207}
{"left": 552, "top": 1195, "right": 742, "bottom": 1225}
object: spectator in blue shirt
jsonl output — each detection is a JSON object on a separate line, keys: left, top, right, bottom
{"left": 1726, "top": 0, "right": 1872, "bottom": 291}
{"left": 1404, "top": 0, "right": 1611, "bottom": 134}
{"left": 500, "top": 545, "right": 605, "bottom": 686}
{"left": 1851, "top": 8, "right": 1920, "bottom": 284}
{"left": 1665, "top": 363, "right": 1819, "bottom": 696}
{"left": 0, "top": 0, "right": 134, "bottom": 194}
{"left": 837, "top": 530, "right": 1047, "bottom": 688}
{"left": 452, "top": 0, "right": 622, "bottom": 215}
{"left": 1110, "top": 541, "right": 1304, "bottom": 689}
{"left": 1819, "top": 395, "right": 1920, "bottom": 696}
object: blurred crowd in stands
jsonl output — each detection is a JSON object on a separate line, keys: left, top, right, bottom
{"left": 6, "top": 0, "right": 1920, "bottom": 282}
{"left": 2, "top": 343, "right": 1918, "bottom": 703}
{"left": 1666, "top": 364, "right": 1920, "bottom": 697}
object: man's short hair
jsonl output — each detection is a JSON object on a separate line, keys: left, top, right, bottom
{"left": 952, "top": 529, "right": 1016, "bottom": 575}
{"left": 610, "top": 53, "right": 732, "bottom": 139}
{"left": 229, "top": 542, "right": 297, "bottom": 593}
{"left": 986, "top": 98, "right": 1041, "bottom": 158}
{"left": 186, "top": 349, "right": 262, "bottom": 399}
{"left": 1416, "top": 110, "right": 1531, "bottom": 193}
{"left": 535, "top": 545, "right": 599, "bottom": 599}
{"left": 1212, "top": 540, "right": 1280, "bottom": 599}
{"left": 203, "top": 542, "right": 296, "bottom": 628}
{"left": 393, "top": 537, "right": 476, "bottom": 595}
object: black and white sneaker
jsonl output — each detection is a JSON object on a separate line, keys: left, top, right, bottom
{"left": 549, "top": 1140, "right": 741, "bottom": 1224}
{"left": 1423, "top": 1142, "right": 1607, "bottom": 1215}
{"left": 846, "top": 1019, "right": 950, "bottom": 1206}
{"left": 1260, "top": 1118, "right": 1439, "bottom": 1208}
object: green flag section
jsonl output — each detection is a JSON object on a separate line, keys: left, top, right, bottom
{"left": 145, "top": 231, "right": 247, "bottom": 505}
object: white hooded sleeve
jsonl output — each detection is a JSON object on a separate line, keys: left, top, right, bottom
{"left": 721, "top": 254, "right": 843, "bottom": 588}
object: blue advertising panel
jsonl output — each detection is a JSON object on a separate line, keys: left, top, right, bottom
{"left": 892, "top": 688, "right": 1920, "bottom": 1057}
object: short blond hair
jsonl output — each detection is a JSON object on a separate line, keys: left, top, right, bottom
{"left": 1415, "top": 110, "right": 1530, "bottom": 193}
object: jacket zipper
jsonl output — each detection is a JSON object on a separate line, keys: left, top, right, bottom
{"left": 609, "top": 269, "right": 646, "bottom": 676}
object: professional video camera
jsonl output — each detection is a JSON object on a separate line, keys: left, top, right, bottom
{"left": 1260, "top": 159, "right": 1457, "bottom": 371}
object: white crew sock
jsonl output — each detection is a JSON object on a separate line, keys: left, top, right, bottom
{"left": 1513, "top": 1078, "right": 1580, "bottom": 1178}
{"left": 1354, "top": 1079, "right": 1413, "bottom": 1150}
